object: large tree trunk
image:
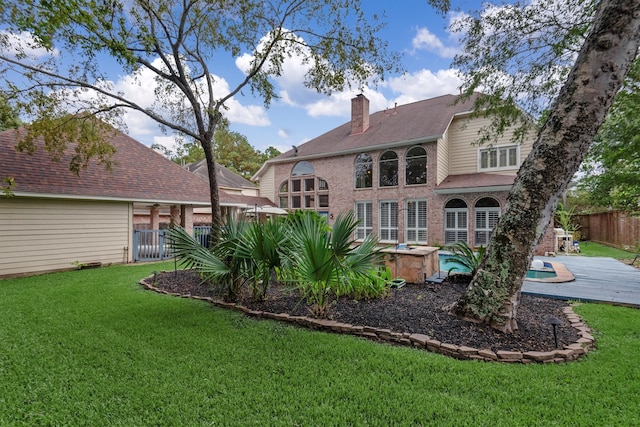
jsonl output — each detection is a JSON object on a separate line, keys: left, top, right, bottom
{"left": 202, "top": 140, "right": 222, "bottom": 227}
{"left": 452, "top": 0, "right": 640, "bottom": 333}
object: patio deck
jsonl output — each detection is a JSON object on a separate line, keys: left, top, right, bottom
{"left": 522, "top": 255, "right": 640, "bottom": 307}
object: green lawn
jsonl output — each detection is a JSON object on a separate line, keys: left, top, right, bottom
{"left": 1, "top": 262, "right": 639, "bottom": 426}
{"left": 578, "top": 240, "right": 639, "bottom": 260}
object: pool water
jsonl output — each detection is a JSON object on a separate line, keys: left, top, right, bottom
{"left": 438, "top": 254, "right": 558, "bottom": 279}
{"left": 525, "top": 269, "right": 557, "bottom": 279}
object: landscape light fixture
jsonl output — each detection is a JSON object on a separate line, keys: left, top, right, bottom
{"left": 545, "top": 316, "right": 562, "bottom": 348}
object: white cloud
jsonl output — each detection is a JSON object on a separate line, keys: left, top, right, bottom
{"left": 411, "top": 27, "right": 459, "bottom": 58}
{"left": 277, "top": 129, "right": 289, "bottom": 139}
{"left": 0, "top": 31, "right": 59, "bottom": 59}
{"left": 386, "top": 69, "right": 463, "bottom": 104}
{"left": 236, "top": 29, "right": 394, "bottom": 121}
{"left": 81, "top": 57, "right": 270, "bottom": 145}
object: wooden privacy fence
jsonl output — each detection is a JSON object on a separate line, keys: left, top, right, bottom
{"left": 575, "top": 211, "right": 640, "bottom": 250}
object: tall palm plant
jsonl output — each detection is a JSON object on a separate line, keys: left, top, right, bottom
{"left": 288, "top": 210, "right": 382, "bottom": 317}
{"left": 166, "top": 217, "right": 250, "bottom": 301}
{"left": 164, "top": 225, "right": 231, "bottom": 289}
{"left": 235, "top": 218, "right": 289, "bottom": 300}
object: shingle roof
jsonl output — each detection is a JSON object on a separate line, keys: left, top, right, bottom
{"left": 271, "top": 93, "right": 480, "bottom": 161}
{"left": 185, "top": 159, "right": 257, "bottom": 190}
{"left": 220, "top": 192, "right": 278, "bottom": 208}
{"left": 435, "top": 173, "right": 516, "bottom": 193}
{"left": 0, "top": 126, "right": 212, "bottom": 204}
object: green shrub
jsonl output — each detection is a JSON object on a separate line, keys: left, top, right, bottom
{"left": 342, "top": 265, "right": 392, "bottom": 300}
{"left": 443, "top": 241, "right": 486, "bottom": 277}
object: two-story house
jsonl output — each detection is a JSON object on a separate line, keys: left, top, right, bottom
{"left": 253, "top": 94, "right": 554, "bottom": 254}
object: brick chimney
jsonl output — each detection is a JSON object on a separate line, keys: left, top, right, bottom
{"left": 351, "top": 94, "right": 369, "bottom": 135}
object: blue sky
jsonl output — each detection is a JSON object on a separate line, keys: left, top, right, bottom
{"left": 3, "top": 1, "right": 485, "bottom": 155}
{"left": 119, "top": 1, "right": 484, "bottom": 155}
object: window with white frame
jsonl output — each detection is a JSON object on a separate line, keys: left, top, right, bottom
{"left": 406, "top": 199, "right": 427, "bottom": 243}
{"left": 355, "top": 201, "right": 373, "bottom": 240}
{"left": 444, "top": 198, "right": 468, "bottom": 244}
{"left": 474, "top": 197, "right": 501, "bottom": 246}
{"left": 479, "top": 145, "right": 519, "bottom": 171}
{"left": 379, "top": 201, "right": 398, "bottom": 242}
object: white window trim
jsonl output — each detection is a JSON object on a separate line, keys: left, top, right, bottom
{"left": 379, "top": 200, "right": 398, "bottom": 243}
{"left": 474, "top": 207, "right": 501, "bottom": 246}
{"left": 355, "top": 201, "right": 373, "bottom": 241}
{"left": 405, "top": 199, "right": 428, "bottom": 244}
{"left": 444, "top": 207, "right": 468, "bottom": 245}
{"left": 477, "top": 144, "right": 520, "bottom": 172}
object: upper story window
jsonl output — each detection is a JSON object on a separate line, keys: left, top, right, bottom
{"left": 379, "top": 150, "right": 398, "bottom": 187}
{"left": 405, "top": 146, "right": 427, "bottom": 185}
{"left": 479, "top": 145, "right": 519, "bottom": 171}
{"left": 292, "top": 161, "right": 315, "bottom": 176}
{"left": 355, "top": 153, "right": 373, "bottom": 188}
{"left": 278, "top": 163, "right": 329, "bottom": 212}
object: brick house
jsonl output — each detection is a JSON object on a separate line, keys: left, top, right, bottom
{"left": 253, "top": 94, "right": 554, "bottom": 254}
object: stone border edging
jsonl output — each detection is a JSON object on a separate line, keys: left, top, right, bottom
{"left": 139, "top": 275, "right": 595, "bottom": 363}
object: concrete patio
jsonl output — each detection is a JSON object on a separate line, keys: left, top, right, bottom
{"left": 523, "top": 255, "right": 640, "bottom": 307}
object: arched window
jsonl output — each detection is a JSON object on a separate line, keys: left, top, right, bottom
{"left": 291, "top": 161, "right": 315, "bottom": 176}
{"left": 355, "top": 153, "right": 373, "bottom": 188}
{"left": 379, "top": 150, "right": 398, "bottom": 187}
{"left": 278, "top": 164, "right": 330, "bottom": 213}
{"left": 444, "top": 198, "right": 468, "bottom": 244}
{"left": 406, "top": 146, "right": 427, "bottom": 185}
{"left": 474, "top": 197, "right": 500, "bottom": 246}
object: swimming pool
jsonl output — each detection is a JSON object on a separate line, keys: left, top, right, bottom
{"left": 438, "top": 254, "right": 558, "bottom": 280}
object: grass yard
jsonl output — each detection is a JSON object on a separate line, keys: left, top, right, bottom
{"left": 1, "top": 262, "right": 639, "bottom": 426}
{"left": 577, "top": 241, "right": 638, "bottom": 259}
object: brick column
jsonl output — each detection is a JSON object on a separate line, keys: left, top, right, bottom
{"left": 150, "top": 205, "right": 160, "bottom": 230}
{"left": 170, "top": 205, "right": 181, "bottom": 228}
{"left": 181, "top": 204, "right": 194, "bottom": 235}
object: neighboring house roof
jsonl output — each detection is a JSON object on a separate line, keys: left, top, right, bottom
{"left": 434, "top": 173, "right": 516, "bottom": 194}
{"left": 185, "top": 159, "right": 257, "bottom": 190}
{"left": 183, "top": 159, "right": 275, "bottom": 208}
{"left": 0, "top": 126, "right": 210, "bottom": 205}
{"left": 215, "top": 191, "right": 278, "bottom": 208}
{"left": 262, "top": 93, "right": 480, "bottom": 167}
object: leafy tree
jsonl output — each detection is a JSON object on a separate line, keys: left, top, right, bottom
{"left": 0, "top": 0, "right": 400, "bottom": 225}
{"left": 153, "top": 118, "right": 281, "bottom": 177}
{"left": 0, "top": 95, "right": 20, "bottom": 196}
{"left": 212, "top": 126, "right": 280, "bottom": 179}
{"left": 151, "top": 141, "right": 205, "bottom": 166}
{"left": 579, "top": 59, "right": 640, "bottom": 214}
{"left": 0, "top": 95, "right": 21, "bottom": 130}
{"left": 450, "top": 0, "right": 640, "bottom": 332}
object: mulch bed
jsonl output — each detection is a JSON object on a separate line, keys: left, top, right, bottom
{"left": 150, "top": 269, "right": 580, "bottom": 353}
